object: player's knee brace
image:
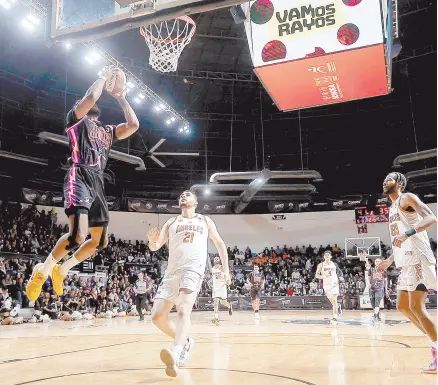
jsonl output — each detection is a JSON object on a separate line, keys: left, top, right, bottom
{"left": 66, "top": 208, "right": 88, "bottom": 251}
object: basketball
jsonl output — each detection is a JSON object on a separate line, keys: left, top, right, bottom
{"left": 104, "top": 68, "right": 126, "bottom": 96}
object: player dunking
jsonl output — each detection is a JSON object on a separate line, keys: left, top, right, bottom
{"left": 211, "top": 256, "right": 233, "bottom": 325}
{"left": 247, "top": 265, "right": 265, "bottom": 319}
{"left": 315, "top": 251, "right": 343, "bottom": 323}
{"left": 26, "top": 67, "right": 139, "bottom": 301}
{"left": 378, "top": 172, "right": 437, "bottom": 374}
{"left": 365, "top": 257, "right": 387, "bottom": 322}
{"left": 147, "top": 190, "right": 230, "bottom": 377}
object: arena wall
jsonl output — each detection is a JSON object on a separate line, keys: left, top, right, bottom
{"left": 35, "top": 203, "right": 437, "bottom": 253}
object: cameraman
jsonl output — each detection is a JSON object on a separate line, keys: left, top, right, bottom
{"left": 134, "top": 271, "right": 152, "bottom": 321}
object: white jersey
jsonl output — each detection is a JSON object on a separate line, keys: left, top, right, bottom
{"left": 211, "top": 266, "right": 226, "bottom": 291}
{"left": 389, "top": 195, "right": 436, "bottom": 267}
{"left": 167, "top": 214, "right": 209, "bottom": 275}
{"left": 321, "top": 262, "right": 339, "bottom": 287}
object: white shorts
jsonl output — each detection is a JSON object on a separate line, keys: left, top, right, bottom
{"left": 397, "top": 261, "right": 437, "bottom": 292}
{"left": 155, "top": 270, "right": 203, "bottom": 303}
{"left": 212, "top": 285, "right": 228, "bottom": 300}
{"left": 324, "top": 283, "right": 339, "bottom": 297}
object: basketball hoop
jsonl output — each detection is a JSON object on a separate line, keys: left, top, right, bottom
{"left": 140, "top": 16, "right": 196, "bottom": 73}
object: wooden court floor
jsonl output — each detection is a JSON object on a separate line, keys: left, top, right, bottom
{"left": 0, "top": 310, "right": 437, "bottom": 385}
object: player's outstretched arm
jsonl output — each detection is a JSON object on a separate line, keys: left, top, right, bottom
{"left": 147, "top": 219, "right": 171, "bottom": 251}
{"left": 73, "top": 67, "right": 114, "bottom": 121}
{"left": 315, "top": 263, "right": 323, "bottom": 280}
{"left": 205, "top": 216, "right": 230, "bottom": 281}
{"left": 114, "top": 96, "right": 140, "bottom": 140}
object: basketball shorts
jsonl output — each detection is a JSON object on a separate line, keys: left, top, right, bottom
{"left": 155, "top": 270, "right": 203, "bottom": 303}
{"left": 369, "top": 288, "right": 384, "bottom": 308}
{"left": 324, "top": 283, "right": 340, "bottom": 297}
{"left": 397, "top": 261, "right": 437, "bottom": 292}
{"left": 64, "top": 165, "right": 109, "bottom": 227}
{"left": 212, "top": 285, "right": 228, "bottom": 300}
{"left": 250, "top": 288, "right": 261, "bottom": 301}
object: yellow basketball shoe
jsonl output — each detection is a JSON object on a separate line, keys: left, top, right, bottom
{"left": 51, "top": 264, "right": 66, "bottom": 296}
{"left": 25, "top": 263, "right": 47, "bottom": 301}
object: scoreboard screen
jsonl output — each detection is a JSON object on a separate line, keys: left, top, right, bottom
{"left": 355, "top": 204, "right": 389, "bottom": 224}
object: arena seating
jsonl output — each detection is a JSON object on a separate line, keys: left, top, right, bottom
{"left": 0, "top": 202, "right": 436, "bottom": 320}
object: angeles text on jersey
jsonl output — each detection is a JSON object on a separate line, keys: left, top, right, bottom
{"left": 175, "top": 224, "right": 204, "bottom": 235}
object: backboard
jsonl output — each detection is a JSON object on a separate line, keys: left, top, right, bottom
{"left": 345, "top": 237, "right": 381, "bottom": 259}
{"left": 48, "top": 0, "right": 245, "bottom": 44}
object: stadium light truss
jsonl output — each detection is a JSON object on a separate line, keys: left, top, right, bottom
{"left": 6, "top": 0, "right": 190, "bottom": 130}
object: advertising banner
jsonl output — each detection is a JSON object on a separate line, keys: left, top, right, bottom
{"left": 254, "top": 44, "right": 388, "bottom": 111}
{"left": 197, "top": 296, "right": 334, "bottom": 310}
{"left": 244, "top": 0, "right": 384, "bottom": 67}
{"left": 22, "top": 188, "right": 53, "bottom": 206}
{"left": 128, "top": 199, "right": 232, "bottom": 214}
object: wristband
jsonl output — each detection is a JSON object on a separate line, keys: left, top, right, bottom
{"left": 98, "top": 75, "right": 107, "bottom": 82}
{"left": 405, "top": 228, "right": 417, "bottom": 237}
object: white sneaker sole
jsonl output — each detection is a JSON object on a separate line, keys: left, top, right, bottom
{"left": 160, "top": 348, "right": 178, "bottom": 377}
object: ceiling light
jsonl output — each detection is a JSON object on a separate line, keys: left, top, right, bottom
{"left": 154, "top": 106, "right": 161, "bottom": 112}
{"left": 0, "top": 0, "right": 11, "bottom": 9}
{"left": 165, "top": 120, "right": 171, "bottom": 125}
{"left": 159, "top": 103, "right": 166, "bottom": 109}
{"left": 90, "top": 51, "right": 100, "bottom": 60}
{"left": 137, "top": 93, "right": 145, "bottom": 100}
{"left": 21, "top": 19, "right": 34, "bottom": 30}
{"left": 170, "top": 117, "right": 176, "bottom": 122}
{"left": 179, "top": 128, "right": 183, "bottom": 133}
{"left": 64, "top": 43, "right": 72, "bottom": 50}
{"left": 134, "top": 97, "right": 141, "bottom": 104}
{"left": 127, "top": 81, "right": 135, "bottom": 89}
{"left": 85, "top": 56, "right": 94, "bottom": 64}
{"left": 27, "top": 14, "right": 40, "bottom": 24}
{"left": 183, "top": 125, "right": 189, "bottom": 131}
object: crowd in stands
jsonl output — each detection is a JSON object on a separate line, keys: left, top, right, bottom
{"left": 0, "top": 201, "right": 437, "bottom": 323}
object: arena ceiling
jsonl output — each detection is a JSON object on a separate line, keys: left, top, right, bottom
{"left": 0, "top": 0, "right": 436, "bottom": 210}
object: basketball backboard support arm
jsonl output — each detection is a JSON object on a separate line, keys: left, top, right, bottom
{"left": 17, "top": 0, "right": 189, "bottom": 127}
{"left": 48, "top": 0, "right": 247, "bottom": 45}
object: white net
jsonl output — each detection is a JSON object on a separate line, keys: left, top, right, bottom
{"left": 140, "top": 16, "right": 196, "bottom": 73}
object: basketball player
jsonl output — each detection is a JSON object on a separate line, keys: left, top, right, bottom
{"left": 147, "top": 190, "right": 230, "bottom": 377}
{"left": 247, "top": 265, "right": 265, "bottom": 319}
{"left": 378, "top": 172, "right": 437, "bottom": 373}
{"left": 315, "top": 251, "right": 343, "bottom": 322}
{"left": 211, "top": 256, "right": 233, "bottom": 325}
{"left": 365, "top": 257, "right": 387, "bottom": 322}
{"left": 26, "top": 67, "right": 139, "bottom": 302}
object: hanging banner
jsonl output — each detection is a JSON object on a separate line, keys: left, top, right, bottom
{"left": 106, "top": 196, "right": 121, "bottom": 211}
{"left": 128, "top": 199, "right": 181, "bottom": 214}
{"left": 128, "top": 199, "right": 232, "bottom": 214}
{"left": 22, "top": 188, "right": 53, "bottom": 206}
{"left": 197, "top": 201, "right": 232, "bottom": 214}
{"left": 51, "top": 192, "right": 64, "bottom": 207}
{"left": 268, "top": 201, "right": 295, "bottom": 213}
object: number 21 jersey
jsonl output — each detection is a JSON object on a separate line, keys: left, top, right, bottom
{"left": 167, "top": 214, "right": 209, "bottom": 275}
{"left": 389, "top": 195, "right": 435, "bottom": 267}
